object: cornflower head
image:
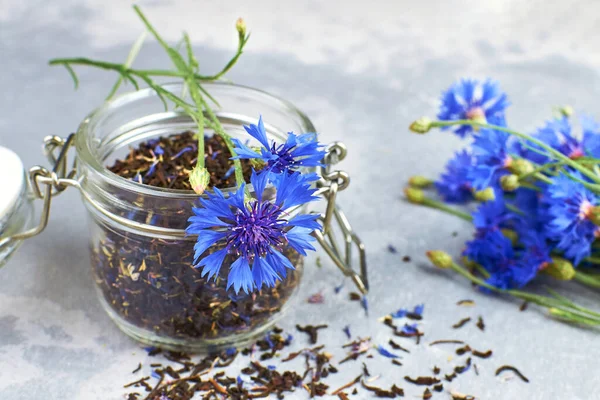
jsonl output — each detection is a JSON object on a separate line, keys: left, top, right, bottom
{"left": 435, "top": 150, "right": 474, "bottom": 203}
{"left": 437, "top": 78, "right": 509, "bottom": 137}
{"left": 542, "top": 172, "right": 600, "bottom": 265}
{"left": 232, "top": 116, "right": 326, "bottom": 180}
{"left": 186, "top": 170, "right": 320, "bottom": 293}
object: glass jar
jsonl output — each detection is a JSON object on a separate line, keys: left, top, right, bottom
{"left": 75, "top": 82, "right": 315, "bottom": 351}
{"left": 0, "top": 147, "right": 34, "bottom": 268}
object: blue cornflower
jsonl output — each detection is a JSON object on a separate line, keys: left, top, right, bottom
{"left": 435, "top": 150, "right": 474, "bottom": 203}
{"left": 543, "top": 173, "right": 599, "bottom": 265}
{"left": 438, "top": 78, "right": 509, "bottom": 137}
{"left": 186, "top": 170, "right": 320, "bottom": 293}
{"left": 232, "top": 116, "right": 326, "bottom": 177}
{"left": 517, "top": 116, "right": 600, "bottom": 164}
{"left": 465, "top": 229, "right": 547, "bottom": 289}
{"left": 468, "top": 129, "right": 512, "bottom": 191}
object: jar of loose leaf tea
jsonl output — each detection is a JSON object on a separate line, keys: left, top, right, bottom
{"left": 0, "top": 82, "right": 369, "bottom": 352}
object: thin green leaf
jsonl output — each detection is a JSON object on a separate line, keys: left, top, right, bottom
{"left": 63, "top": 64, "right": 79, "bottom": 89}
{"left": 107, "top": 31, "right": 147, "bottom": 100}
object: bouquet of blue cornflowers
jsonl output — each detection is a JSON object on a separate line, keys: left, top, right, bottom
{"left": 408, "top": 78, "right": 600, "bottom": 325}
{"left": 186, "top": 117, "right": 326, "bottom": 294}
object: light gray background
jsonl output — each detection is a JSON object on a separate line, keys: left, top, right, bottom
{"left": 1, "top": 1, "right": 599, "bottom": 399}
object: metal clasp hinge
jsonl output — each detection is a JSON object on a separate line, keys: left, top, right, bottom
{"left": 0, "top": 134, "right": 79, "bottom": 247}
{"left": 314, "top": 142, "right": 369, "bottom": 294}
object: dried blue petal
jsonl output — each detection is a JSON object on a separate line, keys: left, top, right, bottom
{"left": 413, "top": 304, "right": 424, "bottom": 316}
{"left": 267, "top": 365, "right": 277, "bottom": 370}
{"left": 211, "top": 150, "right": 221, "bottom": 159}
{"left": 401, "top": 323, "right": 418, "bottom": 334}
{"left": 334, "top": 283, "right": 344, "bottom": 294}
{"left": 225, "top": 347, "right": 237, "bottom": 356}
{"left": 361, "top": 296, "right": 369, "bottom": 315}
{"left": 265, "top": 334, "right": 275, "bottom": 349}
{"left": 237, "top": 376, "right": 243, "bottom": 387}
{"left": 224, "top": 166, "right": 235, "bottom": 179}
{"left": 154, "top": 145, "right": 164, "bottom": 155}
{"left": 171, "top": 146, "right": 194, "bottom": 160}
{"left": 377, "top": 345, "right": 400, "bottom": 359}
{"left": 387, "top": 244, "right": 398, "bottom": 253}
{"left": 343, "top": 325, "right": 351, "bottom": 339}
{"left": 144, "top": 346, "right": 157, "bottom": 354}
{"left": 151, "top": 370, "right": 162, "bottom": 379}
{"left": 391, "top": 308, "right": 407, "bottom": 318}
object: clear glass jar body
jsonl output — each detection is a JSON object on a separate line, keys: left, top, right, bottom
{"left": 75, "top": 82, "right": 316, "bottom": 351}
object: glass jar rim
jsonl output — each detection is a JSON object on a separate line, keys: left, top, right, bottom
{"left": 75, "top": 81, "right": 316, "bottom": 199}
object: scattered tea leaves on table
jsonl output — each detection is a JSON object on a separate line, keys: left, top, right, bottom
{"left": 495, "top": 365, "right": 530, "bottom": 383}
{"left": 423, "top": 388, "right": 432, "bottom": 399}
{"left": 296, "top": 324, "right": 328, "bottom": 344}
{"left": 452, "top": 317, "right": 472, "bottom": 329}
{"left": 476, "top": 316, "right": 485, "bottom": 331}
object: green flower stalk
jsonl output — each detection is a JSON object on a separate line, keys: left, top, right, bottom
{"left": 49, "top": 5, "right": 251, "bottom": 191}
{"left": 426, "top": 251, "right": 600, "bottom": 326}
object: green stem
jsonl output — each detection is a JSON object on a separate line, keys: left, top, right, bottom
{"left": 574, "top": 271, "right": 600, "bottom": 289}
{"left": 199, "top": 96, "right": 245, "bottom": 188}
{"left": 449, "top": 262, "right": 600, "bottom": 324}
{"left": 420, "top": 197, "right": 473, "bottom": 222}
{"left": 533, "top": 172, "right": 553, "bottom": 184}
{"left": 431, "top": 120, "right": 600, "bottom": 185}
{"left": 106, "top": 32, "right": 147, "bottom": 100}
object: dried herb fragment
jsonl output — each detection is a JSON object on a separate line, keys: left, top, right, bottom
{"left": 132, "top": 363, "right": 142, "bottom": 374}
{"left": 349, "top": 292, "right": 361, "bottom": 301}
{"left": 476, "top": 316, "right": 485, "bottom": 331}
{"left": 474, "top": 364, "right": 479, "bottom": 376}
{"left": 404, "top": 376, "right": 441, "bottom": 386}
{"left": 451, "top": 391, "right": 476, "bottom": 400}
{"left": 456, "top": 345, "right": 471, "bottom": 356}
{"left": 433, "top": 384, "right": 443, "bottom": 392}
{"left": 361, "top": 380, "right": 404, "bottom": 398}
{"left": 422, "top": 388, "right": 432, "bottom": 399}
{"left": 331, "top": 375, "right": 362, "bottom": 395}
{"left": 388, "top": 339, "right": 410, "bottom": 353}
{"left": 392, "top": 360, "right": 403, "bottom": 367}
{"left": 495, "top": 365, "right": 529, "bottom": 383}
{"left": 429, "top": 340, "right": 465, "bottom": 347}
{"left": 454, "top": 357, "right": 472, "bottom": 374}
{"left": 432, "top": 366, "right": 440, "bottom": 375}
{"left": 402, "top": 256, "right": 411, "bottom": 262}
{"left": 520, "top": 301, "right": 529, "bottom": 311}
{"left": 472, "top": 349, "right": 493, "bottom": 359}
{"left": 444, "top": 372, "right": 457, "bottom": 382}
{"left": 456, "top": 299, "right": 475, "bottom": 306}
{"left": 452, "top": 317, "right": 471, "bottom": 329}
{"left": 296, "top": 324, "right": 328, "bottom": 344}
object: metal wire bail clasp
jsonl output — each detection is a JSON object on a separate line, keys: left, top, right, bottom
{"left": 0, "top": 134, "right": 79, "bottom": 247}
{"left": 314, "top": 142, "right": 369, "bottom": 294}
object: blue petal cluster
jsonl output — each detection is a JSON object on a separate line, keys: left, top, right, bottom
{"left": 187, "top": 171, "right": 319, "bottom": 293}
{"left": 187, "top": 116, "right": 324, "bottom": 294}
{"left": 430, "top": 78, "right": 600, "bottom": 289}
{"left": 232, "top": 116, "right": 326, "bottom": 178}
{"left": 438, "top": 78, "right": 509, "bottom": 137}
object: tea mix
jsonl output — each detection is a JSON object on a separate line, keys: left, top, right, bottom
{"left": 92, "top": 133, "right": 304, "bottom": 343}
{"left": 122, "top": 292, "right": 530, "bottom": 399}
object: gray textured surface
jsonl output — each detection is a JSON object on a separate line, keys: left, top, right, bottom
{"left": 1, "top": 1, "right": 600, "bottom": 399}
